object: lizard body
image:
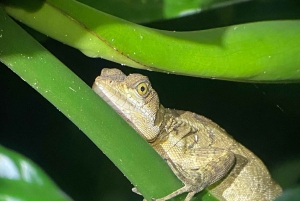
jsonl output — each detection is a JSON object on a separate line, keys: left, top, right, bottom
{"left": 93, "top": 68, "right": 282, "bottom": 201}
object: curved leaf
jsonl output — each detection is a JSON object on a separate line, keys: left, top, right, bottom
{"left": 4, "top": 0, "right": 300, "bottom": 82}
{"left": 0, "top": 8, "right": 217, "bottom": 201}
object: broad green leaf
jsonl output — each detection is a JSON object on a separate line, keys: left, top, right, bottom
{"left": 0, "top": 145, "right": 72, "bottom": 201}
{"left": 4, "top": 0, "right": 300, "bottom": 82}
{"left": 0, "top": 8, "right": 219, "bottom": 201}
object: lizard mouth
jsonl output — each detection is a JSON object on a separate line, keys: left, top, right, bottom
{"left": 92, "top": 68, "right": 127, "bottom": 115}
{"left": 92, "top": 80, "right": 123, "bottom": 117}
{"left": 93, "top": 80, "right": 146, "bottom": 137}
{"left": 92, "top": 73, "right": 139, "bottom": 130}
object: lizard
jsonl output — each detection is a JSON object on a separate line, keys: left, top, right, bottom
{"left": 92, "top": 68, "right": 282, "bottom": 201}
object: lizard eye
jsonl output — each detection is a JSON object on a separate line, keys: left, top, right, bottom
{"left": 136, "top": 82, "right": 148, "bottom": 96}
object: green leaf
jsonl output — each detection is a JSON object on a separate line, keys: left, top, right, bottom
{"left": 0, "top": 145, "right": 72, "bottom": 201}
{"left": 0, "top": 8, "right": 218, "bottom": 201}
{"left": 4, "top": 0, "right": 300, "bottom": 82}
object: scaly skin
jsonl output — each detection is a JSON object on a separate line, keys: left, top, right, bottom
{"left": 93, "top": 68, "right": 282, "bottom": 201}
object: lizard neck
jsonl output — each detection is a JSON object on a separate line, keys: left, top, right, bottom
{"left": 150, "top": 106, "right": 177, "bottom": 144}
{"left": 142, "top": 103, "right": 166, "bottom": 143}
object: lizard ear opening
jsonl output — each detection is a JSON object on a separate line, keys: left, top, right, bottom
{"left": 136, "top": 82, "right": 149, "bottom": 97}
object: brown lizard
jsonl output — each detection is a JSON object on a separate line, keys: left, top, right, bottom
{"left": 92, "top": 68, "right": 282, "bottom": 201}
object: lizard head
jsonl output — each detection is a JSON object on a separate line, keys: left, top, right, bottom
{"left": 93, "top": 68, "right": 162, "bottom": 142}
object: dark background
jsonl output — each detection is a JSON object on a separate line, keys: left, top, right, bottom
{"left": 1, "top": 0, "right": 300, "bottom": 200}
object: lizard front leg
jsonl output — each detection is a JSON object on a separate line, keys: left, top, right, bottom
{"left": 153, "top": 148, "right": 236, "bottom": 201}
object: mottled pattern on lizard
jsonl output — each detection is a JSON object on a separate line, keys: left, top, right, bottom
{"left": 93, "top": 68, "right": 282, "bottom": 201}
